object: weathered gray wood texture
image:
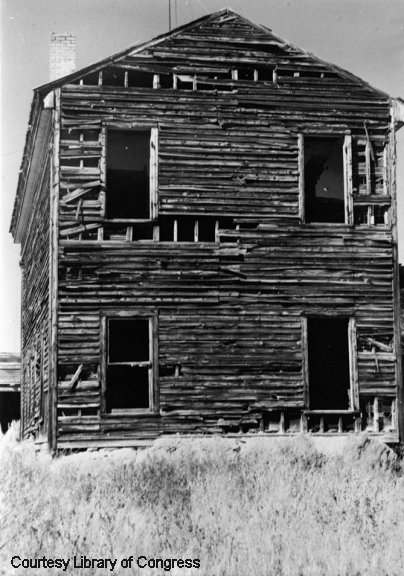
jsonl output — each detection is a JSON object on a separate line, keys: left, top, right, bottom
{"left": 13, "top": 11, "right": 401, "bottom": 447}
{"left": 19, "top": 118, "right": 52, "bottom": 440}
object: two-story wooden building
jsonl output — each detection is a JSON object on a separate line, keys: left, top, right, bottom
{"left": 10, "top": 9, "right": 404, "bottom": 450}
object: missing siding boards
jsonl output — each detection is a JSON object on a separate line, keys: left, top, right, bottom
{"left": 101, "top": 67, "right": 126, "bottom": 86}
{"left": 304, "top": 137, "right": 345, "bottom": 223}
{"left": 158, "top": 216, "right": 235, "bottom": 242}
{"left": 127, "top": 70, "right": 155, "bottom": 88}
{"left": 106, "top": 130, "right": 150, "bottom": 219}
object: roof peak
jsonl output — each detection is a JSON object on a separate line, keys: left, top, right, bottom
{"left": 35, "top": 8, "right": 268, "bottom": 93}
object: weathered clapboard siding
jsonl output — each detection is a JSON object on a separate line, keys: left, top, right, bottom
{"left": 56, "top": 221, "right": 397, "bottom": 444}
{"left": 11, "top": 9, "right": 403, "bottom": 448}
{"left": 50, "top": 10, "right": 402, "bottom": 448}
{"left": 59, "top": 86, "right": 389, "bottom": 226}
{"left": 20, "top": 145, "right": 51, "bottom": 440}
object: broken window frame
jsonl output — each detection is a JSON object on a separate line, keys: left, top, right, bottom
{"left": 100, "top": 124, "right": 158, "bottom": 224}
{"left": 100, "top": 310, "right": 159, "bottom": 415}
{"left": 301, "top": 316, "right": 359, "bottom": 411}
{"left": 298, "top": 133, "right": 353, "bottom": 224}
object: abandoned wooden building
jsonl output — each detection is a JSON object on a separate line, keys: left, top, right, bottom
{"left": 10, "top": 9, "right": 404, "bottom": 450}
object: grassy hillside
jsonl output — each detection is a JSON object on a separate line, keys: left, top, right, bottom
{"left": 0, "top": 426, "right": 404, "bottom": 576}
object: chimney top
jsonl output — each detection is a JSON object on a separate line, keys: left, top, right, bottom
{"left": 50, "top": 33, "right": 77, "bottom": 81}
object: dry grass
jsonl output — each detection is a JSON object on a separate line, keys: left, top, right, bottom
{"left": 1, "top": 424, "right": 404, "bottom": 575}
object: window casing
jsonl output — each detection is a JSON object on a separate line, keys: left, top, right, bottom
{"left": 101, "top": 126, "right": 158, "bottom": 222}
{"left": 298, "top": 134, "right": 353, "bottom": 224}
{"left": 101, "top": 312, "right": 158, "bottom": 414}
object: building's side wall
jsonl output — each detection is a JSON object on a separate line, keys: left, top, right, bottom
{"left": 20, "top": 143, "right": 52, "bottom": 440}
{"left": 54, "top": 14, "right": 399, "bottom": 447}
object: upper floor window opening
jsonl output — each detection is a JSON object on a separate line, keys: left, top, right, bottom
{"left": 104, "top": 128, "right": 158, "bottom": 221}
{"left": 299, "top": 134, "right": 352, "bottom": 224}
{"left": 304, "top": 136, "right": 344, "bottom": 223}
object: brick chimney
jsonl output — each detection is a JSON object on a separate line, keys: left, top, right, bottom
{"left": 50, "top": 33, "right": 77, "bottom": 81}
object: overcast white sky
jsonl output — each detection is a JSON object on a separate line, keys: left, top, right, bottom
{"left": 1, "top": 0, "right": 403, "bottom": 353}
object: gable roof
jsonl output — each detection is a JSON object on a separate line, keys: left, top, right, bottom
{"left": 34, "top": 8, "right": 388, "bottom": 98}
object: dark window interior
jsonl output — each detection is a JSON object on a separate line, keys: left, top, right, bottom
{"left": 374, "top": 205, "right": 387, "bottom": 225}
{"left": 307, "top": 318, "right": 350, "bottom": 410}
{"left": 0, "top": 392, "right": 20, "bottom": 434}
{"left": 237, "top": 68, "right": 255, "bottom": 81}
{"left": 108, "top": 319, "right": 149, "bottom": 362}
{"left": 354, "top": 205, "right": 368, "bottom": 225}
{"left": 198, "top": 217, "right": 216, "bottom": 242}
{"left": 106, "top": 318, "right": 150, "bottom": 411}
{"left": 127, "top": 70, "right": 154, "bottom": 88}
{"left": 256, "top": 66, "right": 274, "bottom": 81}
{"left": 81, "top": 71, "right": 99, "bottom": 85}
{"left": 159, "top": 74, "right": 173, "bottom": 88}
{"left": 106, "top": 366, "right": 149, "bottom": 410}
{"left": 106, "top": 130, "right": 150, "bottom": 219}
{"left": 304, "top": 137, "right": 345, "bottom": 223}
{"left": 158, "top": 216, "right": 236, "bottom": 242}
{"left": 102, "top": 67, "right": 126, "bottom": 86}
{"left": 177, "top": 217, "right": 195, "bottom": 241}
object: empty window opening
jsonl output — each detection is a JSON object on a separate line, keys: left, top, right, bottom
{"left": 307, "top": 318, "right": 351, "bottom": 410}
{"left": 106, "top": 318, "right": 151, "bottom": 412}
{"left": 304, "top": 137, "right": 345, "bottom": 223}
{"left": 106, "top": 130, "right": 150, "bottom": 219}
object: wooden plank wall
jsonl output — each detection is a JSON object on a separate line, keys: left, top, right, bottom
{"left": 20, "top": 141, "right": 52, "bottom": 439}
{"left": 53, "top": 11, "right": 398, "bottom": 447}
